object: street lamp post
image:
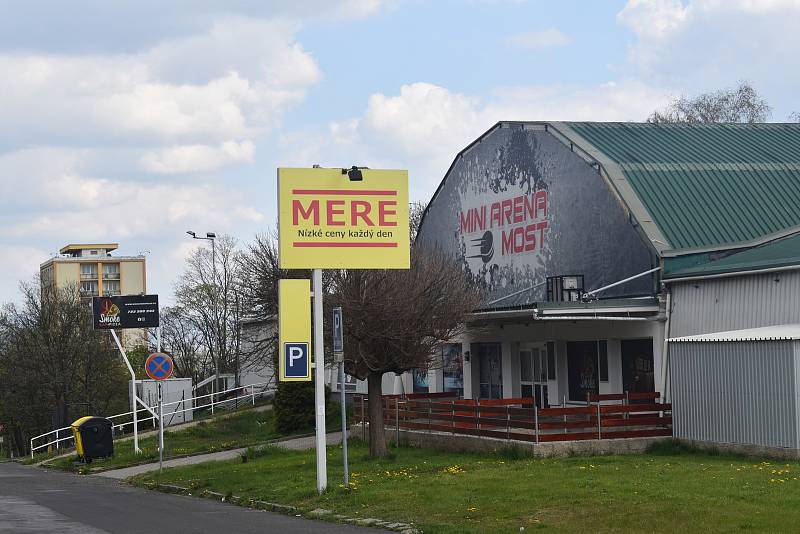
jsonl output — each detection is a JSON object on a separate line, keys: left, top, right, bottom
{"left": 187, "top": 230, "right": 219, "bottom": 413}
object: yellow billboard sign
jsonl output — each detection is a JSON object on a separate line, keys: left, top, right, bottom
{"left": 278, "top": 167, "right": 410, "bottom": 269}
{"left": 278, "top": 279, "right": 312, "bottom": 382}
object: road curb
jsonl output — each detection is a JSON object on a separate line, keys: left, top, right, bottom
{"left": 142, "top": 481, "right": 420, "bottom": 533}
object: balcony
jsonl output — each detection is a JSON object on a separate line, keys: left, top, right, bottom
{"left": 103, "top": 272, "right": 120, "bottom": 280}
{"left": 80, "top": 273, "right": 98, "bottom": 280}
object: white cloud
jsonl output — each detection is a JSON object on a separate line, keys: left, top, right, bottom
{"left": 617, "top": 0, "right": 800, "bottom": 106}
{"left": 282, "top": 80, "right": 672, "bottom": 202}
{"left": 0, "top": 18, "right": 321, "bottom": 146}
{"left": 617, "top": 0, "right": 689, "bottom": 40}
{"left": 0, "top": 147, "right": 263, "bottom": 241}
{"left": 140, "top": 140, "right": 255, "bottom": 175}
{"left": 504, "top": 28, "right": 570, "bottom": 49}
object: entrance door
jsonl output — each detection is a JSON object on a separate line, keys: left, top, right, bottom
{"left": 476, "top": 343, "right": 502, "bottom": 399}
{"left": 520, "top": 344, "right": 549, "bottom": 408}
{"left": 621, "top": 339, "right": 655, "bottom": 398}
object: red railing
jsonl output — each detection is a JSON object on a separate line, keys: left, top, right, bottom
{"left": 353, "top": 392, "right": 671, "bottom": 443}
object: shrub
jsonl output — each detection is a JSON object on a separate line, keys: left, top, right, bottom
{"left": 273, "top": 380, "right": 330, "bottom": 434}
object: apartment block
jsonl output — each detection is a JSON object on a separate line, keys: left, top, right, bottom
{"left": 40, "top": 244, "right": 146, "bottom": 298}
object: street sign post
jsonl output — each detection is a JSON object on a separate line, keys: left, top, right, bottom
{"left": 332, "top": 307, "right": 349, "bottom": 488}
{"left": 277, "top": 167, "right": 410, "bottom": 495}
{"left": 94, "top": 295, "right": 161, "bottom": 455}
{"left": 144, "top": 352, "right": 174, "bottom": 475}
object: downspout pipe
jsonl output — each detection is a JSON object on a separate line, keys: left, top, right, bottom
{"left": 660, "top": 291, "right": 672, "bottom": 403}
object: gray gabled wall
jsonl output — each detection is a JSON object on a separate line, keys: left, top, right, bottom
{"left": 417, "top": 124, "right": 656, "bottom": 307}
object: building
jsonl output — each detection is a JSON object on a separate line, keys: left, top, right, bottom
{"left": 414, "top": 121, "right": 800, "bottom": 445}
{"left": 40, "top": 243, "right": 146, "bottom": 298}
{"left": 664, "top": 230, "right": 800, "bottom": 453}
{"left": 40, "top": 243, "right": 148, "bottom": 348}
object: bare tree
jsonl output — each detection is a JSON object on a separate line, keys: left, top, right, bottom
{"left": 158, "top": 306, "right": 208, "bottom": 384}
{"left": 648, "top": 81, "right": 771, "bottom": 124}
{"left": 174, "top": 235, "right": 246, "bottom": 387}
{"left": 409, "top": 200, "right": 428, "bottom": 243}
{"left": 332, "top": 245, "right": 481, "bottom": 458}
{"left": 236, "top": 232, "right": 338, "bottom": 375}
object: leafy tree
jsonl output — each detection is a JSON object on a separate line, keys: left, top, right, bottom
{"left": 648, "top": 81, "right": 771, "bottom": 124}
{"left": 0, "top": 282, "right": 128, "bottom": 456}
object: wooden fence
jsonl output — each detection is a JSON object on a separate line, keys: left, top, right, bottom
{"left": 353, "top": 392, "right": 672, "bottom": 443}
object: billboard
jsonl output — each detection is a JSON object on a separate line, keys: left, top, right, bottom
{"left": 278, "top": 279, "right": 312, "bottom": 382}
{"left": 417, "top": 126, "right": 656, "bottom": 307}
{"left": 277, "top": 167, "right": 410, "bottom": 269}
{"left": 92, "top": 295, "right": 159, "bottom": 329}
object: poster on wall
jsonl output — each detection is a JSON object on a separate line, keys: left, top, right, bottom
{"left": 412, "top": 369, "right": 429, "bottom": 393}
{"left": 567, "top": 341, "right": 607, "bottom": 402}
{"left": 442, "top": 344, "right": 464, "bottom": 395}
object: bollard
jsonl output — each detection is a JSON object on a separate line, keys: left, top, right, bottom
{"left": 361, "top": 396, "right": 366, "bottom": 441}
{"left": 506, "top": 404, "right": 510, "bottom": 441}
{"left": 597, "top": 402, "right": 602, "bottom": 440}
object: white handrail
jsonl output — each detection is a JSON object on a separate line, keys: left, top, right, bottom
{"left": 30, "top": 381, "right": 274, "bottom": 457}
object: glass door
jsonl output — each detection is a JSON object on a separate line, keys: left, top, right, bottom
{"left": 520, "top": 344, "right": 549, "bottom": 407}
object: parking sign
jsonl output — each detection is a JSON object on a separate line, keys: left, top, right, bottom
{"left": 284, "top": 342, "right": 310, "bottom": 379}
{"left": 278, "top": 279, "right": 312, "bottom": 382}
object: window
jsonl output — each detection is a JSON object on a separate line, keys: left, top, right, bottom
{"left": 80, "top": 281, "right": 98, "bottom": 296}
{"left": 103, "top": 280, "right": 120, "bottom": 296}
{"left": 103, "top": 263, "right": 120, "bottom": 279}
{"left": 80, "top": 263, "right": 97, "bottom": 279}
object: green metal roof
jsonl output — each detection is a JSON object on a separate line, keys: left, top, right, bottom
{"left": 663, "top": 231, "right": 800, "bottom": 279}
{"left": 565, "top": 122, "right": 800, "bottom": 251}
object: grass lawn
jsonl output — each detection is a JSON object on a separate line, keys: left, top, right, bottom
{"left": 133, "top": 440, "right": 800, "bottom": 533}
{"left": 49, "top": 408, "right": 282, "bottom": 472}
{"left": 47, "top": 402, "right": 347, "bottom": 473}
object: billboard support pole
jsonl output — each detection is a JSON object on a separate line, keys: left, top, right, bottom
{"left": 313, "top": 268, "right": 327, "bottom": 494}
{"left": 110, "top": 329, "right": 140, "bottom": 454}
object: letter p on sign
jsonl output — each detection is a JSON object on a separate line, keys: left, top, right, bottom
{"left": 283, "top": 343, "right": 310, "bottom": 379}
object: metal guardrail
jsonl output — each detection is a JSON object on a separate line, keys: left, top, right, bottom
{"left": 30, "top": 381, "right": 274, "bottom": 458}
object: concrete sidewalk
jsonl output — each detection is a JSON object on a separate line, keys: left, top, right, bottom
{"left": 37, "top": 403, "right": 272, "bottom": 466}
{"left": 97, "top": 431, "right": 343, "bottom": 479}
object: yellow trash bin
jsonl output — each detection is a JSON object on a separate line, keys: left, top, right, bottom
{"left": 71, "top": 416, "right": 114, "bottom": 463}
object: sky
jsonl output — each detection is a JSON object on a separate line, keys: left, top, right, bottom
{"left": 1, "top": 0, "right": 799, "bottom": 304}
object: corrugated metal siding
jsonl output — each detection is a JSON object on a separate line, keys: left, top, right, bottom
{"left": 567, "top": 122, "right": 800, "bottom": 250}
{"left": 670, "top": 270, "right": 800, "bottom": 338}
{"left": 670, "top": 341, "right": 798, "bottom": 448}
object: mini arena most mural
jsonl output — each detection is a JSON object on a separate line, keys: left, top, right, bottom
{"left": 417, "top": 124, "right": 657, "bottom": 308}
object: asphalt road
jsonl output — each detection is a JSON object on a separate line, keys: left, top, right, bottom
{"left": 0, "top": 462, "right": 388, "bottom": 534}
